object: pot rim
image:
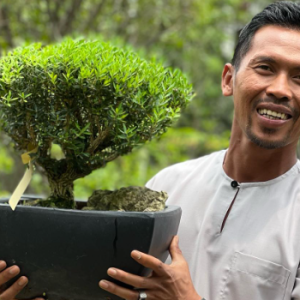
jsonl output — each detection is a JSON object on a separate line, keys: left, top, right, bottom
{"left": 0, "top": 194, "right": 179, "bottom": 216}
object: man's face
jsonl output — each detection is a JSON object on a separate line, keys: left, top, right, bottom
{"left": 222, "top": 25, "right": 300, "bottom": 149}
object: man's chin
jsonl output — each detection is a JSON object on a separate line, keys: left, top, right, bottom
{"left": 247, "top": 132, "right": 288, "bottom": 150}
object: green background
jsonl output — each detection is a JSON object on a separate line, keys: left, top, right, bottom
{"left": 0, "top": 0, "right": 289, "bottom": 199}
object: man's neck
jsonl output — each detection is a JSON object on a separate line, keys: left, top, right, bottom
{"left": 223, "top": 133, "right": 298, "bottom": 183}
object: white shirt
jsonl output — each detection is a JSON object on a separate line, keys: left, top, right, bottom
{"left": 146, "top": 150, "right": 300, "bottom": 300}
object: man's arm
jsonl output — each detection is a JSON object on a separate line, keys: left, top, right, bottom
{"left": 99, "top": 236, "right": 203, "bottom": 300}
{"left": 0, "top": 260, "right": 43, "bottom": 300}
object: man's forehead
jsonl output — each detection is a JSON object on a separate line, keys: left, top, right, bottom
{"left": 253, "top": 25, "right": 300, "bottom": 46}
{"left": 239, "top": 25, "right": 300, "bottom": 66}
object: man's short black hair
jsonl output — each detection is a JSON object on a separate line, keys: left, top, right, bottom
{"left": 232, "top": 1, "right": 300, "bottom": 70}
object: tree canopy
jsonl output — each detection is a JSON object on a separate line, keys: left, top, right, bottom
{"left": 0, "top": 38, "right": 191, "bottom": 205}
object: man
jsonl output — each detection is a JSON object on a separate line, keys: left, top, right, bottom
{"left": 2, "top": 1, "right": 300, "bottom": 300}
{"left": 98, "top": 1, "right": 300, "bottom": 300}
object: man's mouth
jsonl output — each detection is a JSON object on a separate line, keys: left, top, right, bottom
{"left": 257, "top": 108, "right": 291, "bottom": 120}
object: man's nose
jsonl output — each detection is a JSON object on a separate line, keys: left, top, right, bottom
{"left": 266, "top": 73, "right": 292, "bottom": 101}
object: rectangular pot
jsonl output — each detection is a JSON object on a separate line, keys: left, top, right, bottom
{"left": 0, "top": 198, "right": 181, "bottom": 300}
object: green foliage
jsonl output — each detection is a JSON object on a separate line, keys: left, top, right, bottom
{"left": 0, "top": 141, "right": 13, "bottom": 196}
{"left": 0, "top": 145, "right": 13, "bottom": 173}
{"left": 0, "top": 38, "right": 192, "bottom": 202}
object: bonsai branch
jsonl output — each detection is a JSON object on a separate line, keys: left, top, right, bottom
{"left": 87, "top": 129, "right": 110, "bottom": 154}
{"left": 26, "top": 112, "right": 37, "bottom": 144}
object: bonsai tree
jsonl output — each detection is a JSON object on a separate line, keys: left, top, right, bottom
{"left": 0, "top": 38, "right": 192, "bottom": 209}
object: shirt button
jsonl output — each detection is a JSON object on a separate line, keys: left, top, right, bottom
{"left": 231, "top": 180, "right": 239, "bottom": 188}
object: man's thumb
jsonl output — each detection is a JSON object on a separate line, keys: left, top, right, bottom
{"left": 169, "top": 235, "right": 183, "bottom": 261}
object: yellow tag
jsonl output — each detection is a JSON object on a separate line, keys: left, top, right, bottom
{"left": 9, "top": 147, "right": 38, "bottom": 211}
{"left": 9, "top": 162, "right": 34, "bottom": 211}
{"left": 21, "top": 147, "right": 38, "bottom": 164}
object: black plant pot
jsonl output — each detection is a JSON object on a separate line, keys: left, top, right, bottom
{"left": 0, "top": 197, "right": 181, "bottom": 300}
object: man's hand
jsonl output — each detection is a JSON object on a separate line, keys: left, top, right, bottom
{"left": 0, "top": 260, "right": 43, "bottom": 300}
{"left": 99, "top": 235, "right": 202, "bottom": 300}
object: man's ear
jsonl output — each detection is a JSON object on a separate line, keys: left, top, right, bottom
{"left": 221, "top": 63, "right": 234, "bottom": 96}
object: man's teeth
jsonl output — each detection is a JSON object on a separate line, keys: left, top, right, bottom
{"left": 257, "top": 109, "right": 288, "bottom": 120}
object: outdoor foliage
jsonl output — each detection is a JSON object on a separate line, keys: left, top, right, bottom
{"left": 0, "top": 38, "right": 192, "bottom": 206}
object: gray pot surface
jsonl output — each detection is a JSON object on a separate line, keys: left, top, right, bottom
{"left": 0, "top": 197, "right": 181, "bottom": 300}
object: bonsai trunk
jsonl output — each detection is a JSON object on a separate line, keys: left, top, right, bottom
{"left": 43, "top": 177, "right": 75, "bottom": 209}
{"left": 36, "top": 158, "right": 89, "bottom": 209}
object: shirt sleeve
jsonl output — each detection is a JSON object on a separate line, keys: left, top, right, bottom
{"left": 292, "top": 266, "right": 300, "bottom": 299}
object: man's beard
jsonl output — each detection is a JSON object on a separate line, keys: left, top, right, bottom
{"left": 245, "top": 122, "right": 290, "bottom": 149}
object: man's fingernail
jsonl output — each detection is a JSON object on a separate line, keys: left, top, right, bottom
{"left": 18, "top": 277, "right": 28, "bottom": 286}
{"left": 132, "top": 251, "right": 142, "bottom": 260}
{"left": 100, "top": 280, "right": 109, "bottom": 289}
{"left": 9, "top": 266, "right": 19, "bottom": 275}
{"left": 108, "top": 268, "right": 117, "bottom": 276}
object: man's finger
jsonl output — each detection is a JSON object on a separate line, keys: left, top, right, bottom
{"left": 169, "top": 235, "right": 184, "bottom": 262}
{"left": 0, "top": 261, "right": 6, "bottom": 272}
{"left": 0, "top": 266, "right": 20, "bottom": 286}
{"left": 131, "top": 250, "right": 166, "bottom": 276}
{"left": 0, "top": 276, "right": 28, "bottom": 300}
{"left": 99, "top": 279, "right": 139, "bottom": 300}
{"left": 106, "top": 268, "right": 150, "bottom": 289}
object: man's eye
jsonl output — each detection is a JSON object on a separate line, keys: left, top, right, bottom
{"left": 257, "top": 65, "right": 271, "bottom": 71}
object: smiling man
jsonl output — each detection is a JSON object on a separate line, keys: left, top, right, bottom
{"left": 98, "top": 2, "right": 300, "bottom": 300}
